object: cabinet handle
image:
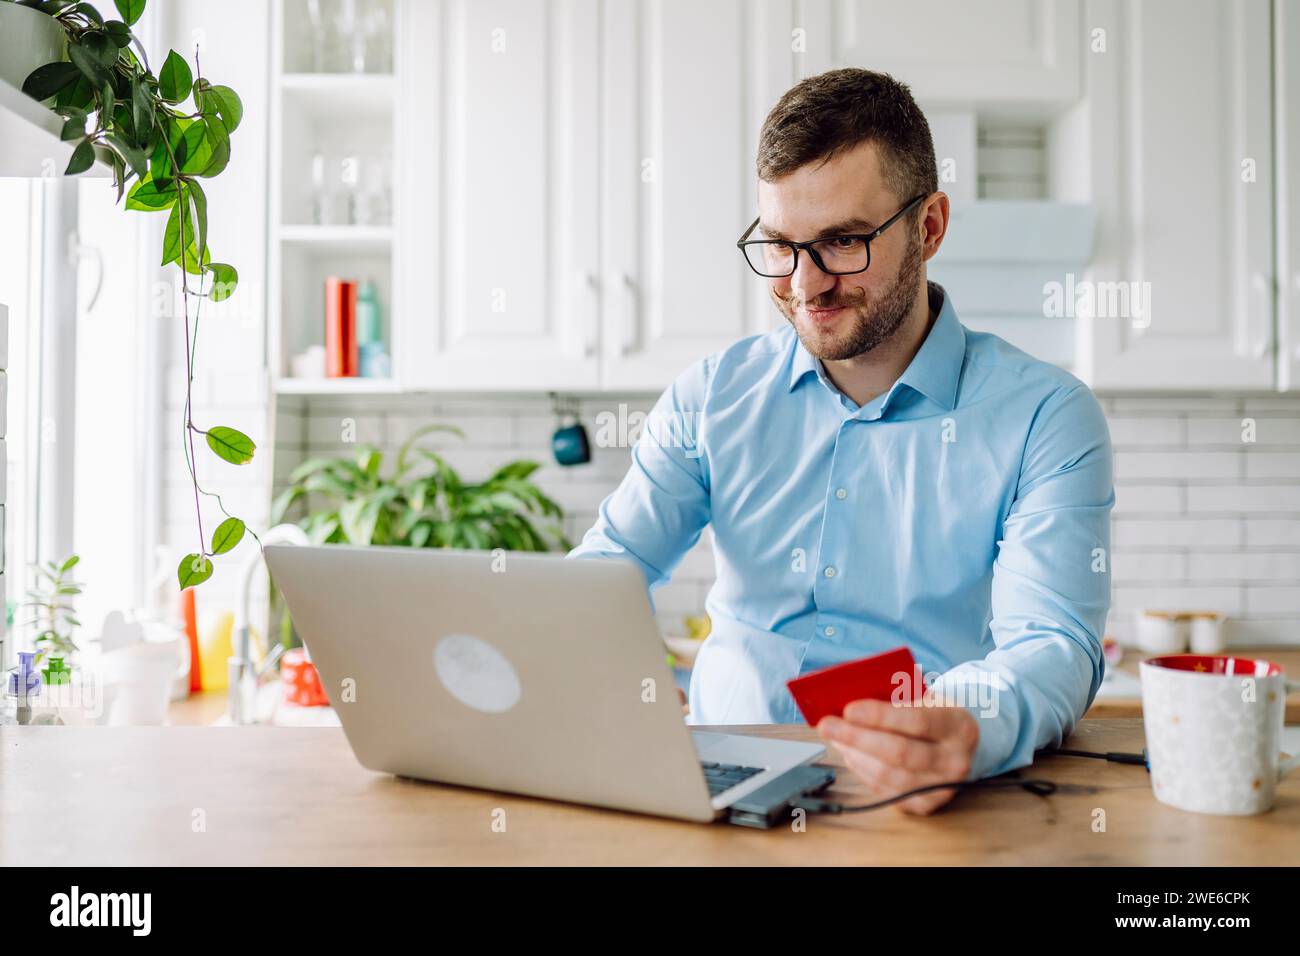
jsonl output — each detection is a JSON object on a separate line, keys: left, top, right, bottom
{"left": 621, "top": 273, "right": 637, "bottom": 355}
{"left": 1249, "top": 271, "right": 1273, "bottom": 360}
{"left": 579, "top": 271, "right": 599, "bottom": 357}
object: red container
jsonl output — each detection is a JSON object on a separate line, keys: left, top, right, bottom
{"left": 281, "top": 648, "right": 329, "bottom": 707}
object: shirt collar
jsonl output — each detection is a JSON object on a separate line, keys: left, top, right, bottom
{"left": 786, "top": 281, "right": 966, "bottom": 413}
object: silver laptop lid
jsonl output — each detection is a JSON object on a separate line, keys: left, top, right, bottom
{"left": 264, "top": 544, "right": 717, "bottom": 822}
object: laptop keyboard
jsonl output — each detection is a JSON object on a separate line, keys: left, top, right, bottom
{"left": 701, "top": 761, "right": 766, "bottom": 796}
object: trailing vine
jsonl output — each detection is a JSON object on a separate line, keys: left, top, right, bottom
{"left": 16, "top": 0, "right": 256, "bottom": 589}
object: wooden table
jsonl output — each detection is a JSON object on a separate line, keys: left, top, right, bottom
{"left": 4, "top": 719, "right": 1298, "bottom": 865}
{"left": 1086, "top": 647, "right": 1300, "bottom": 721}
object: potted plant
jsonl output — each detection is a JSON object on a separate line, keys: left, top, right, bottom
{"left": 12, "top": 0, "right": 255, "bottom": 590}
{"left": 0, "top": 0, "right": 67, "bottom": 91}
{"left": 271, "top": 424, "right": 572, "bottom": 552}
{"left": 21, "top": 553, "right": 83, "bottom": 666}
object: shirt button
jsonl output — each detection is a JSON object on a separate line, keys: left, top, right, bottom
{"left": 824, "top": 625, "right": 836, "bottom": 637}
{"left": 835, "top": 488, "right": 847, "bottom": 500}
{"left": 824, "top": 566, "right": 836, "bottom": 578}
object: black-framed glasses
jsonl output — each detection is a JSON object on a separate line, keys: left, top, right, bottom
{"left": 736, "top": 193, "right": 927, "bottom": 278}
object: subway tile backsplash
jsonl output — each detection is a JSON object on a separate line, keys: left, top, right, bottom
{"left": 276, "top": 392, "right": 1300, "bottom": 649}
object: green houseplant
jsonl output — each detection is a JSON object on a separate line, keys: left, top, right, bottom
{"left": 13, "top": 0, "right": 254, "bottom": 590}
{"left": 271, "top": 425, "right": 573, "bottom": 552}
{"left": 22, "top": 553, "right": 83, "bottom": 665}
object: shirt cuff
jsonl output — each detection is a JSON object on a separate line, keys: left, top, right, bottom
{"left": 927, "top": 669, "right": 1024, "bottom": 780}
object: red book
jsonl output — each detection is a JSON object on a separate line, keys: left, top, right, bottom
{"left": 325, "top": 277, "right": 358, "bottom": 377}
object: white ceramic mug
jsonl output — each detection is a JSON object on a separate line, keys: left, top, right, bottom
{"left": 1140, "top": 654, "right": 1300, "bottom": 815}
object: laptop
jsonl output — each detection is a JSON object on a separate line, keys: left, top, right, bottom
{"left": 263, "top": 544, "right": 827, "bottom": 823}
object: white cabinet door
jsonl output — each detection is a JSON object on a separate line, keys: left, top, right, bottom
{"left": 600, "top": 0, "right": 797, "bottom": 391}
{"left": 1278, "top": 0, "right": 1300, "bottom": 391}
{"left": 1077, "top": 0, "right": 1274, "bottom": 390}
{"left": 796, "top": 0, "right": 1081, "bottom": 105}
{"left": 398, "top": 0, "right": 601, "bottom": 390}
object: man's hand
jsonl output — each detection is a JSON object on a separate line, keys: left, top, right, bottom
{"left": 816, "top": 697, "right": 980, "bottom": 815}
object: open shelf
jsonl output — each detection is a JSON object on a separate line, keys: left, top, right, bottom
{"left": 280, "top": 73, "right": 395, "bottom": 119}
{"left": 270, "top": 0, "right": 398, "bottom": 390}
{"left": 0, "top": 78, "right": 111, "bottom": 178}
{"left": 274, "top": 377, "right": 399, "bottom": 395}
{"left": 278, "top": 224, "right": 393, "bottom": 250}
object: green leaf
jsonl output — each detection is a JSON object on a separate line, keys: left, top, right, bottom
{"left": 65, "top": 139, "right": 96, "bottom": 175}
{"left": 60, "top": 116, "right": 86, "bottom": 141}
{"left": 195, "top": 119, "right": 230, "bottom": 178}
{"left": 210, "top": 517, "right": 245, "bottom": 555}
{"left": 187, "top": 177, "right": 207, "bottom": 262}
{"left": 205, "top": 425, "right": 256, "bottom": 465}
{"left": 172, "top": 120, "right": 213, "bottom": 175}
{"left": 207, "top": 262, "right": 237, "bottom": 301}
{"left": 489, "top": 460, "right": 541, "bottom": 483}
{"left": 60, "top": 555, "right": 80, "bottom": 573}
{"left": 111, "top": 151, "right": 126, "bottom": 202}
{"left": 69, "top": 3, "right": 105, "bottom": 27}
{"left": 130, "top": 73, "right": 152, "bottom": 141}
{"left": 158, "top": 50, "right": 192, "bottom": 103}
{"left": 195, "top": 82, "right": 242, "bottom": 134}
{"left": 104, "top": 19, "right": 132, "bottom": 47}
{"left": 68, "top": 40, "right": 113, "bottom": 90}
{"left": 290, "top": 457, "right": 345, "bottom": 483}
{"left": 81, "top": 29, "right": 116, "bottom": 67}
{"left": 113, "top": 0, "right": 145, "bottom": 25}
{"left": 306, "top": 516, "right": 340, "bottom": 545}
{"left": 22, "top": 62, "right": 80, "bottom": 101}
{"left": 54, "top": 75, "right": 95, "bottom": 113}
{"left": 269, "top": 486, "right": 303, "bottom": 526}
{"left": 125, "top": 173, "right": 177, "bottom": 210}
{"left": 357, "top": 449, "right": 382, "bottom": 481}
{"left": 339, "top": 497, "right": 383, "bottom": 546}
{"left": 104, "top": 132, "right": 147, "bottom": 178}
{"left": 161, "top": 193, "right": 192, "bottom": 266}
{"left": 181, "top": 236, "right": 210, "bottom": 275}
{"left": 177, "top": 553, "right": 213, "bottom": 589}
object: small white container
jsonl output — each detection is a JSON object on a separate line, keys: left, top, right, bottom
{"left": 1135, "top": 610, "right": 1188, "bottom": 655}
{"left": 1189, "top": 612, "right": 1227, "bottom": 654}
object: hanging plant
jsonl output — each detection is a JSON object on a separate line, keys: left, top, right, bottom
{"left": 15, "top": 0, "right": 255, "bottom": 589}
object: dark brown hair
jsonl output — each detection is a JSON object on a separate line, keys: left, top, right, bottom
{"left": 756, "top": 68, "right": 937, "bottom": 210}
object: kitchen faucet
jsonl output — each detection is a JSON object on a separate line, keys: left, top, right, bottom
{"left": 228, "top": 523, "right": 310, "bottom": 725}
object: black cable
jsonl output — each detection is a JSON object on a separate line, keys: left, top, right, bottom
{"left": 793, "top": 747, "right": 1150, "bottom": 816}
{"left": 793, "top": 775, "right": 1057, "bottom": 815}
{"left": 1041, "top": 746, "right": 1148, "bottom": 767}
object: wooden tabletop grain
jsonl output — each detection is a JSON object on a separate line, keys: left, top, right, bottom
{"left": 4, "top": 718, "right": 1298, "bottom": 866}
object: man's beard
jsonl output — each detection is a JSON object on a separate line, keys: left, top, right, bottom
{"left": 781, "top": 231, "right": 925, "bottom": 362}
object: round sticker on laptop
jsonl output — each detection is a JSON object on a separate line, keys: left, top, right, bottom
{"left": 433, "top": 633, "right": 522, "bottom": 714}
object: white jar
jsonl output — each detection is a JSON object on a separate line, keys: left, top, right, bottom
{"left": 1136, "top": 610, "right": 1188, "bottom": 655}
{"left": 1188, "top": 612, "right": 1226, "bottom": 654}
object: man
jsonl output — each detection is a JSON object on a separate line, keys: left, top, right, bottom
{"left": 569, "top": 68, "right": 1113, "bottom": 814}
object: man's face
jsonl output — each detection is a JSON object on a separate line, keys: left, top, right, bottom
{"left": 757, "top": 141, "right": 925, "bottom": 361}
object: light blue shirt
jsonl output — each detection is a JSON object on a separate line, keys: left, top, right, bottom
{"left": 569, "top": 282, "right": 1113, "bottom": 779}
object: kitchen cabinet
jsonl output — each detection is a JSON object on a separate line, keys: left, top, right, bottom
{"left": 1077, "top": 0, "right": 1275, "bottom": 390}
{"left": 795, "top": 0, "right": 1081, "bottom": 106}
{"left": 599, "top": 0, "right": 796, "bottom": 390}
{"left": 396, "top": 0, "right": 795, "bottom": 392}
{"left": 1278, "top": 0, "right": 1300, "bottom": 391}
{"left": 398, "top": 0, "right": 602, "bottom": 390}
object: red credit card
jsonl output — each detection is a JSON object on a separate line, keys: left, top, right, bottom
{"left": 786, "top": 646, "right": 920, "bottom": 726}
